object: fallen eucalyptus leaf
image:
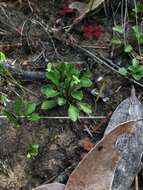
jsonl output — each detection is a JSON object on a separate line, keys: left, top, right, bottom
{"left": 105, "top": 94, "right": 143, "bottom": 135}
{"left": 65, "top": 121, "right": 137, "bottom": 190}
{"left": 105, "top": 93, "right": 143, "bottom": 190}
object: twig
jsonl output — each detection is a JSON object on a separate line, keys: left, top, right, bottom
{"left": 81, "top": 45, "right": 109, "bottom": 49}
{"left": 0, "top": 115, "right": 106, "bottom": 119}
{"left": 135, "top": 175, "right": 139, "bottom": 190}
{"left": 92, "top": 111, "right": 112, "bottom": 132}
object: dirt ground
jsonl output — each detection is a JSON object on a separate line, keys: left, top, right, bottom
{"left": 0, "top": 0, "right": 143, "bottom": 189}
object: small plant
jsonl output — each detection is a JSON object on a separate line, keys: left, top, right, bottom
{"left": 26, "top": 143, "right": 39, "bottom": 160}
{"left": 41, "top": 63, "right": 92, "bottom": 121}
{"left": 119, "top": 58, "right": 143, "bottom": 80}
{"left": 112, "top": 3, "right": 143, "bottom": 51}
{"left": 112, "top": 2, "right": 143, "bottom": 81}
{"left": 112, "top": 24, "right": 134, "bottom": 52}
{"left": 2, "top": 97, "right": 40, "bottom": 126}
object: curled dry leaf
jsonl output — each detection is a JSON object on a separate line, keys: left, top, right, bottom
{"left": 65, "top": 121, "right": 137, "bottom": 190}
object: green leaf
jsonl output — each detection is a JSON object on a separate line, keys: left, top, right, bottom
{"left": 26, "top": 102, "right": 36, "bottom": 115}
{"left": 41, "top": 86, "right": 59, "bottom": 98}
{"left": 72, "top": 75, "right": 80, "bottom": 84}
{"left": 128, "top": 59, "right": 143, "bottom": 80}
{"left": 124, "top": 44, "right": 133, "bottom": 53}
{"left": 28, "top": 113, "right": 41, "bottom": 121}
{"left": 138, "top": 34, "right": 143, "bottom": 44}
{"left": 26, "top": 153, "right": 32, "bottom": 159}
{"left": 111, "top": 37, "right": 122, "bottom": 44}
{"left": 80, "top": 78, "right": 92, "bottom": 87}
{"left": 0, "top": 64, "right": 6, "bottom": 73}
{"left": 57, "top": 97, "right": 66, "bottom": 106}
{"left": 132, "top": 3, "right": 143, "bottom": 13}
{"left": 41, "top": 100, "right": 57, "bottom": 110}
{"left": 31, "top": 143, "right": 39, "bottom": 150}
{"left": 118, "top": 67, "right": 128, "bottom": 76}
{"left": 132, "top": 58, "right": 139, "bottom": 67}
{"left": 132, "top": 26, "right": 143, "bottom": 43}
{"left": 137, "top": 66, "right": 143, "bottom": 74}
{"left": 78, "top": 103, "right": 92, "bottom": 114}
{"left": 58, "top": 63, "right": 73, "bottom": 80}
{"left": 71, "top": 91, "right": 83, "bottom": 101}
{"left": 68, "top": 105, "right": 79, "bottom": 122}
{"left": 46, "top": 63, "right": 52, "bottom": 72}
{"left": 132, "top": 73, "right": 143, "bottom": 80}
{"left": 27, "top": 144, "right": 39, "bottom": 160}
{"left": 63, "top": 63, "right": 80, "bottom": 79}
{"left": 113, "top": 25, "right": 124, "bottom": 34}
{"left": 46, "top": 70, "right": 60, "bottom": 86}
{"left": 0, "top": 95, "right": 10, "bottom": 106}
{"left": 0, "top": 52, "right": 6, "bottom": 61}
{"left": 132, "top": 25, "right": 140, "bottom": 34}
{"left": 12, "top": 97, "right": 23, "bottom": 115}
{"left": 81, "top": 71, "right": 92, "bottom": 79}
{"left": 131, "top": 68, "right": 143, "bottom": 80}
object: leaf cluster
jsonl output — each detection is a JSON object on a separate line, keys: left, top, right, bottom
{"left": 2, "top": 97, "right": 40, "bottom": 126}
{"left": 119, "top": 58, "right": 143, "bottom": 80}
{"left": 41, "top": 63, "right": 93, "bottom": 121}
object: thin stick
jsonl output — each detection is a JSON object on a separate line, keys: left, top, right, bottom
{"left": 135, "top": 175, "right": 139, "bottom": 190}
{"left": 0, "top": 115, "right": 106, "bottom": 119}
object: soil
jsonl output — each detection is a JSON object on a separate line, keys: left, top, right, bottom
{"left": 0, "top": 1, "right": 143, "bottom": 190}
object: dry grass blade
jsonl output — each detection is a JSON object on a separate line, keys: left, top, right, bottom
{"left": 33, "top": 183, "right": 65, "bottom": 190}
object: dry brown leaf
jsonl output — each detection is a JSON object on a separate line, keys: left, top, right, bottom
{"left": 105, "top": 93, "right": 143, "bottom": 189}
{"left": 65, "top": 121, "right": 137, "bottom": 190}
